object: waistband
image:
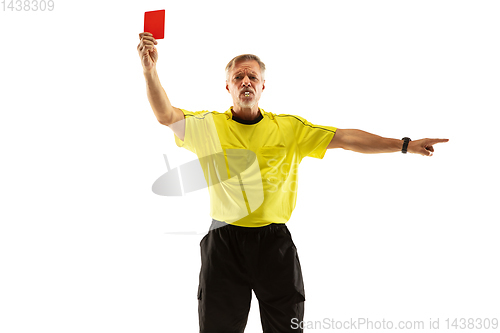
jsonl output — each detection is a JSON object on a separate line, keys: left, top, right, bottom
{"left": 209, "top": 219, "right": 286, "bottom": 233}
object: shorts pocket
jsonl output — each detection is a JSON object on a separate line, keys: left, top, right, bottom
{"left": 294, "top": 252, "right": 305, "bottom": 302}
{"left": 200, "top": 232, "right": 209, "bottom": 247}
{"left": 295, "top": 291, "right": 306, "bottom": 303}
{"left": 197, "top": 285, "right": 202, "bottom": 300}
{"left": 284, "top": 227, "right": 297, "bottom": 249}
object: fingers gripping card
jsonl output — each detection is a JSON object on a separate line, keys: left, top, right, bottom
{"left": 144, "top": 10, "right": 165, "bottom": 39}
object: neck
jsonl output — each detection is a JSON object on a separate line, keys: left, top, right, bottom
{"left": 231, "top": 104, "right": 260, "bottom": 121}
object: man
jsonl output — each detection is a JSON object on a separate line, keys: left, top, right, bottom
{"left": 137, "top": 32, "right": 448, "bottom": 332}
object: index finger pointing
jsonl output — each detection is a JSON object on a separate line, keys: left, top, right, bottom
{"left": 429, "top": 138, "right": 450, "bottom": 144}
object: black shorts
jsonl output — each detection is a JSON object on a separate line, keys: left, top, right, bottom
{"left": 197, "top": 219, "right": 305, "bottom": 333}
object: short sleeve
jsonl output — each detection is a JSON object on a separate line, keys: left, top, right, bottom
{"left": 173, "top": 110, "right": 224, "bottom": 158}
{"left": 289, "top": 115, "right": 337, "bottom": 159}
{"left": 174, "top": 109, "right": 195, "bottom": 153}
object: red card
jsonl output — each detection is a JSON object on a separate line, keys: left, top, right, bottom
{"left": 144, "top": 10, "right": 165, "bottom": 39}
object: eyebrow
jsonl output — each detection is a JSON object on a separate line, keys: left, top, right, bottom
{"left": 234, "top": 71, "right": 259, "bottom": 77}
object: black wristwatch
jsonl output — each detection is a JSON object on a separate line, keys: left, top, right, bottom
{"left": 401, "top": 137, "right": 411, "bottom": 154}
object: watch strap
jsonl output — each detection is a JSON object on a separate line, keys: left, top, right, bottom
{"left": 401, "top": 137, "right": 411, "bottom": 154}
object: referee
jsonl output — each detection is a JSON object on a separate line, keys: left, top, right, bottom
{"left": 138, "top": 32, "right": 448, "bottom": 333}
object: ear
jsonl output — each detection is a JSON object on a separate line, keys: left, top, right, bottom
{"left": 226, "top": 81, "right": 230, "bottom": 93}
{"left": 262, "top": 80, "right": 265, "bottom": 91}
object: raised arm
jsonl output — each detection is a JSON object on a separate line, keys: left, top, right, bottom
{"left": 327, "top": 129, "right": 449, "bottom": 156}
{"left": 138, "top": 32, "right": 185, "bottom": 140}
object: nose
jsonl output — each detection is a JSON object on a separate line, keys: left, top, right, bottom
{"left": 241, "top": 75, "right": 251, "bottom": 87}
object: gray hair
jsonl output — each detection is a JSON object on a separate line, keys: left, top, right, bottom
{"left": 225, "top": 54, "right": 266, "bottom": 81}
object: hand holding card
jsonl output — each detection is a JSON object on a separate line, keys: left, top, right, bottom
{"left": 144, "top": 9, "right": 165, "bottom": 39}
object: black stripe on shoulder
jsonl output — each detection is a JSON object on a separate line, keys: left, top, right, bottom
{"left": 275, "top": 114, "right": 336, "bottom": 133}
{"left": 185, "top": 111, "right": 221, "bottom": 120}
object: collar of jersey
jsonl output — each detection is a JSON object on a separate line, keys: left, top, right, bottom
{"left": 226, "top": 107, "right": 265, "bottom": 125}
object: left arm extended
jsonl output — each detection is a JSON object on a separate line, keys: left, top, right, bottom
{"left": 327, "top": 129, "right": 449, "bottom": 156}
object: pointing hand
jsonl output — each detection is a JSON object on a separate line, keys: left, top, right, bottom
{"left": 408, "top": 138, "right": 449, "bottom": 156}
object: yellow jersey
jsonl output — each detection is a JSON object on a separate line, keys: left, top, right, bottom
{"left": 174, "top": 107, "right": 336, "bottom": 227}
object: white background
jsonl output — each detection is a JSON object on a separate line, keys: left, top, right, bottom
{"left": 1, "top": 0, "right": 499, "bottom": 332}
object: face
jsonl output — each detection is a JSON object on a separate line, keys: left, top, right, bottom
{"left": 226, "top": 60, "right": 265, "bottom": 109}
